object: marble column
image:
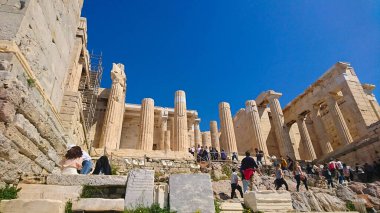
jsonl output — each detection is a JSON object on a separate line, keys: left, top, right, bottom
{"left": 137, "top": 98, "right": 155, "bottom": 151}
{"left": 164, "top": 130, "right": 171, "bottom": 152}
{"left": 159, "top": 109, "right": 168, "bottom": 150}
{"left": 210, "top": 120, "right": 220, "bottom": 151}
{"left": 267, "top": 91, "right": 296, "bottom": 159}
{"left": 219, "top": 102, "right": 238, "bottom": 153}
{"left": 202, "top": 132, "right": 207, "bottom": 147}
{"left": 327, "top": 94, "right": 353, "bottom": 145}
{"left": 174, "top": 90, "right": 188, "bottom": 151}
{"left": 245, "top": 100, "right": 268, "bottom": 157}
{"left": 99, "top": 63, "right": 126, "bottom": 150}
{"left": 169, "top": 117, "right": 175, "bottom": 151}
{"left": 297, "top": 115, "right": 317, "bottom": 160}
{"left": 194, "top": 118, "right": 202, "bottom": 147}
{"left": 310, "top": 105, "right": 334, "bottom": 154}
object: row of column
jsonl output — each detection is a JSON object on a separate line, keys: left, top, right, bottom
{"left": 295, "top": 93, "right": 353, "bottom": 160}
{"left": 137, "top": 90, "right": 190, "bottom": 152}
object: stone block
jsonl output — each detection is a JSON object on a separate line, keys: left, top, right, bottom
{"left": 0, "top": 199, "right": 65, "bottom": 213}
{"left": 244, "top": 190, "right": 293, "bottom": 212}
{"left": 154, "top": 183, "right": 168, "bottom": 208}
{"left": 17, "top": 184, "right": 82, "bottom": 202}
{"left": 46, "top": 174, "right": 128, "bottom": 186}
{"left": 0, "top": 100, "right": 15, "bottom": 123}
{"left": 169, "top": 173, "right": 214, "bottom": 213}
{"left": 72, "top": 198, "right": 124, "bottom": 211}
{"left": 124, "top": 169, "right": 154, "bottom": 209}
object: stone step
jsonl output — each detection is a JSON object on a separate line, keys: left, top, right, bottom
{"left": 220, "top": 202, "right": 244, "bottom": 211}
{"left": 72, "top": 198, "right": 124, "bottom": 211}
{"left": 0, "top": 199, "right": 65, "bottom": 213}
{"left": 46, "top": 174, "right": 128, "bottom": 186}
{"left": 17, "top": 184, "right": 82, "bottom": 202}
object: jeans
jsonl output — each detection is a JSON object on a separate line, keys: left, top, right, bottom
{"left": 295, "top": 175, "right": 308, "bottom": 192}
{"left": 275, "top": 178, "right": 289, "bottom": 190}
{"left": 242, "top": 179, "right": 250, "bottom": 193}
{"left": 81, "top": 160, "right": 93, "bottom": 174}
{"left": 231, "top": 183, "right": 243, "bottom": 198}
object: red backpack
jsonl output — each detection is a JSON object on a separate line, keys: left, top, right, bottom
{"left": 328, "top": 162, "right": 336, "bottom": 171}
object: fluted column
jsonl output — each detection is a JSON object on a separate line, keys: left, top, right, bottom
{"left": 159, "top": 109, "right": 168, "bottom": 150}
{"left": 219, "top": 102, "right": 238, "bottom": 153}
{"left": 245, "top": 100, "right": 268, "bottom": 157}
{"left": 310, "top": 105, "right": 333, "bottom": 154}
{"left": 327, "top": 94, "right": 353, "bottom": 145}
{"left": 137, "top": 98, "right": 155, "bottom": 151}
{"left": 194, "top": 118, "right": 201, "bottom": 147}
{"left": 210, "top": 121, "right": 220, "bottom": 151}
{"left": 297, "top": 115, "right": 317, "bottom": 160}
{"left": 99, "top": 63, "right": 126, "bottom": 150}
{"left": 164, "top": 130, "right": 171, "bottom": 152}
{"left": 202, "top": 132, "right": 207, "bottom": 147}
{"left": 174, "top": 90, "right": 188, "bottom": 151}
{"left": 267, "top": 91, "right": 296, "bottom": 159}
{"left": 169, "top": 117, "right": 175, "bottom": 151}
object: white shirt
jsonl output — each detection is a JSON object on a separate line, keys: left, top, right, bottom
{"left": 82, "top": 151, "right": 91, "bottom": 161}
{"left": 231, "top": 172, "right": 238, "bottom": 184}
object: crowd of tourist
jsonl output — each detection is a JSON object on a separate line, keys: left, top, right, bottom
{"left": 59, "top": 145, "right": 112, "bottom": 175}
{"left": 207, "top": 148, "right": 380, "bottom": 200}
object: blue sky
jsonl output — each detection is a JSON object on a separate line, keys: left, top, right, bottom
{"left": 82, "top": 1, "right": 380, "bottom": 131}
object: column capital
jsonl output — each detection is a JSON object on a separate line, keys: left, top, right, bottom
{"left": 219, "top": 102, "right": 231, "bottom": 109}
{"left": 266, "top": 90, "right": 282, "bottom": 101}
{"left": 194, "top": 118, "right": 201, "bottom": 125}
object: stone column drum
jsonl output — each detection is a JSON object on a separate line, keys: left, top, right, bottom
{"left": 164, "top": 130, "right": 171, "bottom": 152}
{"left": 159, "top": 110, "right": 168, "bottom": 150}
{"left": 193, "top": 118, "right": 202, "bottom": 147}
{"left": 310, "top": 106, "right": 334, "bottom": 154}
{"left": 297, "top": 115, "right": 317, "bottom": 160}
{"left": 99, "top": 63, "right": 126, "bottom": 150}
{"left": 173, "top": 90, "right": 188, "bottom": 151}
{"left": 210, "top": 121, "right": 220, "bottom": 151}
{"left": 267, "top": 92, "right": 296, "bottom": 159}
{"left": 327, "top": 94, "right": 353, "bottom": 145}
{"left": 245, "top": 100, "right": 268, "bottom": 157}
{"left": 137, "top": 98, "right": 155, "bottom": 151}
{"left": 218, "top": 102, "right": 238, "bottom": 154}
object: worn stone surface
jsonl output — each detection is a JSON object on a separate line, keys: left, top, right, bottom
{"left": 0, "top": 199, "right": 65, "bottom": 213}
{"left": 72, "top": 198, "right": 124, "bottom": 211}
{"left": 124, "top": 169, "right": 155, "bottom": 209}
{"left": 17, "top": 184, "right": 82, "bottom": 202}
{"left": 244, "top": 190, "right": 293, "bottom": 212}
{"left": 46, "top": 174, "right": 128, "bottom": 186}
{"left": 170, "top": 173, "right": 215, "bottom": 213}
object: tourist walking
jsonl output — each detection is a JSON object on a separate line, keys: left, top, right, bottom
{"left": 343, "top": 164, "right": 351, "bottom": 182}
{"left": 322, "top": 164, "right": 334, "bottom": 189}
{"left": 287, "top": 156, "right": 294, "bottom": 171}
{"left": 280, "top": 156, "right": 288, "bottom": 170}
{"left": 60, "top": 146, "right": 83, "bottom": 175}
{"left": 230, "top": 168, "right": 244, "bottom": 199}
{"left": 93, "top": 155, "right": 112, "bottom": 175}
{"left": 241, "top": 151, "right": 259, "bottom": 192}
{"left": 293, "top": 162, "right": 308, "bottom": 192}
{"left": 255, "top": 148, "right": 263, "bottom": 166}
{"left": 336, "top": 159, "right": 344, "bottom": 184}
{"left": 275, "top": 164, "right": 289, "bottom": 190}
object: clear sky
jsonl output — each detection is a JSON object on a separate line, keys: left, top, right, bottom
{"left": 82, "top": 1, "right": 380, "bottom": 131}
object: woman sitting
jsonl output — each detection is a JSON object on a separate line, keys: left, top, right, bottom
{"left": 60, "top": 146, "right": 83, "bottom": 174}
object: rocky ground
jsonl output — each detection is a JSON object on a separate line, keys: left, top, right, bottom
{"left": 209, "top": 162, "right": 380, "bottom": 212}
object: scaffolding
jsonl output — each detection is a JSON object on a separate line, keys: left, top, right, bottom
{"left": 78, "top": 52, "right": 103, "bottom": 141}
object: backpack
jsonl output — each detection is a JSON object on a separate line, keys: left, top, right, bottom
{"left": 328, "top": 162, "right": 336, "bottom": 171}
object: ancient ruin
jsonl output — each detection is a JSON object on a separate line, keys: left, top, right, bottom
{"left": 1, "top": 0, "right": 380, "bottom": 212}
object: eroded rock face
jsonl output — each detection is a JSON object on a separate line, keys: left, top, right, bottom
{"left": 291, "top": 191, "right": 346, "bottom": 212}
{"left": 336, "top": 185, "right": 357, "bottom": 202}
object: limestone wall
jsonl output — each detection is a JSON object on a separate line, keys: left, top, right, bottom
{"left": 0, "top": 0, "right": 84, "bottom": 184}
{"left": 1, "top": 0, "right": 84, "bottom": 110}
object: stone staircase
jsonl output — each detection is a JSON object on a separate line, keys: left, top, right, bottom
{"left": 220, "top": 202, "right": 244, "bottom": 212}
{"left": 244, "top": 190, "right": 293, "bottom": 212}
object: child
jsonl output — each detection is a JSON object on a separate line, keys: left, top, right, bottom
{"left": 230, "top": 168, "right": 244, "bottom": 199}
{"left": 275, "top": 164, "right": 289, "bottom": 190}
